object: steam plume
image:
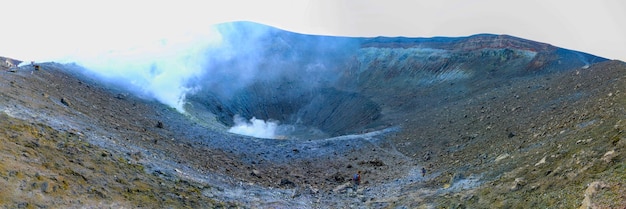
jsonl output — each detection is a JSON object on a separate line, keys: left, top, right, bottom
{"left": 50, "top": 22, "right": 357, "bottom": 116}
{"left": 57, "top": 25, "right": 224, "bottom": 112}
{"left": 228, "top": 115, "right": 278, "bottom": 139}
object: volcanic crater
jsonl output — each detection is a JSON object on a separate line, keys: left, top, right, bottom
{"left": 1, "top": 22, "right": 626, "bottom": 208}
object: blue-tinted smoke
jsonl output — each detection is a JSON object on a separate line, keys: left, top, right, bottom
{"left": 191, "top": 22, "right": 359, "bottom": 99}
{"left": 62, "top": 21, "right": 359, "bottom": 120}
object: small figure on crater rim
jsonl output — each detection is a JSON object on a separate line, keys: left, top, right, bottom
{"left": 31, "top": 61, "right": 40, "bottom": 71}
{"left": 353, "top": 170, "right": 361, "bottom": 186}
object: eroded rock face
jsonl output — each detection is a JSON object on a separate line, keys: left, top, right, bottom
{"left": 184, "top": 22, "right": 607, "bottom": 138}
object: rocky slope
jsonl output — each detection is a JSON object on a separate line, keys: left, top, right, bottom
{"left": 1, "top": 21, "right": 625, "bottom": 208}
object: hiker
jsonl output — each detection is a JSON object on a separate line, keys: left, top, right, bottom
{"left": 352, "top": 170, "right": 361, "bottom": 188}
{"left": 32, "top": 61, "right": 40, "bottom": 70}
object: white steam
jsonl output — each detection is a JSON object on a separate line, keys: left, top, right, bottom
{"left": 54, "top": 26, "right": 224, "bottom": 112}
{"left": 228, "top": 115, "right": 278, "bottom": 139}
{"left": 51, "top": 22, "right": 275, "bottom": 112}
{"left": 10, "top": 21, "right": 350, "bottom": 114}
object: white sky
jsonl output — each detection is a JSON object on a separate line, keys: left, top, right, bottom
{"left": 1, "top": 0, "right": 624, "bottom": 62}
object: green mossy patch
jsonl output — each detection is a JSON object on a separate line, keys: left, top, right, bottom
{"left": 0, "top": 113, "right": 232, "bottom": 208}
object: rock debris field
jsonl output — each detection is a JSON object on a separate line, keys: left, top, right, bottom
{"left": 1, "top": 22, "right": 625, "bottom": 208}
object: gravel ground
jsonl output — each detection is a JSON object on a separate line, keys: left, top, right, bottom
{"left": 1, "top": 52, "right": 625, "bottom": 208}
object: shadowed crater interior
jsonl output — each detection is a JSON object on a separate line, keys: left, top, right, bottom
{"left": 182, "top": 21, "right": 606, "bottom": 141}
{"left": 186, "top": 78, "right": 382, "bottom": 139}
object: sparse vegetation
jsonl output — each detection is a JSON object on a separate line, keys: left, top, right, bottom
{"left": 0, "top": 113, "right": 230, "bottom": 208}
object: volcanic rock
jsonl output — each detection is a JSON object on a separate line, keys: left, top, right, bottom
{"left": 1, "top": 22, "right": 625, "bottom": 208}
